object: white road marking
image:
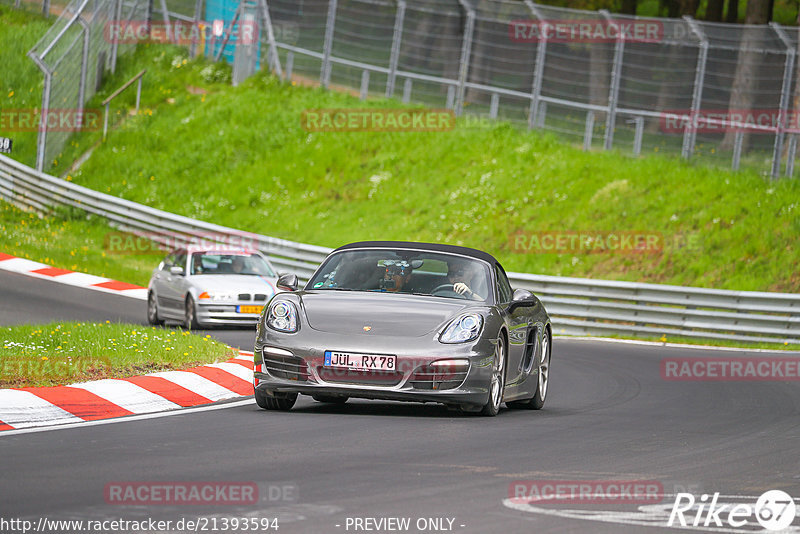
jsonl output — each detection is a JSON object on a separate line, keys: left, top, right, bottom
{"left": 556, "top": 335, "right": 797, "bottom": 354}
{"left": 0, "top": 390, "right": 83, "bottom": 428}
{"left": 148, "top": 370, "right": 241, "bottom": 402}
{"left": 0, "top": 399, "right": 254, "bottom": 437}
{"left": 206, "top": 362, "right": 253, "bottom": 382}
{"left": 67, "top": 379, "right": 181, "bottom": 413}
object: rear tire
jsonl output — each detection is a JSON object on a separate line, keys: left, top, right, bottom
{"left": 312, "top": 394, "right": 348, "bottom": 404}
{"left": 507, "top": 330, "right": 551, "bottom": 410}
{"left": 147, "top": 291, "right": 163, "bottom": 326}
{"left": 184, "top": 295, "right": 200, "bottom": 330}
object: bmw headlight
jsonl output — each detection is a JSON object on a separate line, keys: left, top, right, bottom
{"left": 439, "top": 313, "right": 483, "bottom": 344}
{"left": 266, "top": 300, "right": 298, "bottom": 333}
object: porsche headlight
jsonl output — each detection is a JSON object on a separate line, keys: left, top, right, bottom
{"left": 266, "top": 300, "right": 298, "bottom": 333}
{"left": 439, "top": 313, "right": 483, "bottom": 344}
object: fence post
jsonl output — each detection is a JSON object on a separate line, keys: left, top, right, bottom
{"left": 732, "top": 130, "right": 744, "bottom": 170}
{"left": 524, "top": 1, "right": 547, "bottom": 129}
{"left": 385, "top": 0, "right": 406, "bottom": 98}
{"left": 682, "top": 16, "right": 708, "bottom": 160}
{"left": 360, "top": 70, "right": 369, "bottom": 100}
{"left": 583, "top": 112, "right": 595, "bottom": 151}
{"left": 489, "top": 93, "right": 499, "bottom": 119}
{"left": 42, "top": 0, "right": 50, "bottom": 16}
{"left": 111, "top": 0, "right": 123, "bottom": 73}
{"left": 77, "top": 17, "right": 90, "bottom": 112}
{"left": 632, "top": 116, "right": 644, "bottom": 155}
{"left": 770, "top": 23, "right": 795, "bottom": 179}
{"left": 159, "top": 0, "right": 171, "bottom": 43}
{"left": 786, "top": 134, "right": 797, "bottom": 177}
{"left": 454, "top": 0, "right": 475, "bottom": 116}
{"left": 402, "top": 78, "right": 412, "bottom": 103}
{"left": 190, "top": 0, "right": 203, "bottom": 58}
{"left": 259, "top": 0, "right": 283, "bottom": 78}
{"left": 285, "top": 50, "right": 294, "bottom": 82}
{"left": 601, "top": 10, "right": 623, "bottom": 151}
{"left": 320, "top": 0, "right": 338, "bottom": 87}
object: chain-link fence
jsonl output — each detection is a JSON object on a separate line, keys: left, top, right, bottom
{"left": 266, "top": 0, "right": 800, "bottom": 178}
{"left": 14, "top": 0, "right": 800, "bottom": 177}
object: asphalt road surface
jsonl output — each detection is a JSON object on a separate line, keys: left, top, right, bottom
{"left": 1, "top": 270, "right": 799, "bottom": 534}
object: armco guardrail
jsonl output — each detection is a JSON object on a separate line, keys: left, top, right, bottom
{"left": 1, "top": 153, "right": 798, "bottom": 345}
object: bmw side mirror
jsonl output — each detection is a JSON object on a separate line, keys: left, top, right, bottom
{"left": 169, "top": 266, "right": 184, "bottom": 276}
{"left": 277, "top": 273, "right": 299, "bottom": 292}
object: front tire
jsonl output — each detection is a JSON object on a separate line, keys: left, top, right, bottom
{"left": 184, "top": 295, "right": 200, "bottom": 330}
{"left": 312, "top": 394, "right": 348, "bottom": 404}
{"left": 264, "top": 392, "right": 297, "bottom": 411}
{"left": 479, "top": 334, "right": 506, "bottom": 416}
{"left": 147, "top": 291, "right": 163, "bottom": 325}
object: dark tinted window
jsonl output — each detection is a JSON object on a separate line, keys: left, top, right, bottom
{"left": 495, "top": 264, "right": 512, "bottom": 303}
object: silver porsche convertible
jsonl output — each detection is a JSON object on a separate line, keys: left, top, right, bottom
{"left": 254, "top": 241, "right": 552, "bottom": 416}
{"left": 147, "top": 247, "right": 280, "bottom": 329}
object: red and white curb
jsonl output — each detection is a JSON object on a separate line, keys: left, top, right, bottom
{"left": 0, "top": 252, "right": 147, "bottom": 300}
{"left": 0, "top": 350, "right": 255, "bottom": 431}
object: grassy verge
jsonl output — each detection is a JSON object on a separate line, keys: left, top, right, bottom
{"left": 559, "top": 333, "right": 799, "bottom": 352}
{"left": 2, "top": 15, "right": 800, "bottom": 295}
{"left": 0, "top": 201, "right": 163, "bottom": 286}
{"left": 42, "top": 42, "right": 800, "bottom": 293}
{"left": 0, "top": 321, "right": 238, "bottom": 387}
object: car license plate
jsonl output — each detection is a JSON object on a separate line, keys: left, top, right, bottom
{"left": 324, "top": 351, "right": 396, "bottom": 371}
{"left": 237, "top": 305, "right": 263, "bottom": 314}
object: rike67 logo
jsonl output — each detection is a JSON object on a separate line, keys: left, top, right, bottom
{"left": 669, "top": 490, "right": 797, "bottom": 531}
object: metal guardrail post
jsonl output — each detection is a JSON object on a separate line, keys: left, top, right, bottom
{"left": 42, "top": 0, "right": 50, "bottom": 16}
{"left": 524, "top": 1, "right": 547, "bottom": 129}
{"left": 102, "top": 70, "right": 147, "bottom": 141}
{"left": 446, "top": 85, "right": 455, "bottom": 109}
{"left": 454, "top": 0, "right": 475, "bottom": 117}
{"left": 321, "top": 0, "right": 338, "bottom": 88}
{"left": 385, "top": 0, "right": 406, "bottom": 98}
{"left": 682, "top": 16, "right": 708, "bottom": 160}
{"left": 489, "top": 93, "right": 499, "bottom": 119}
{"left": 402, "top": 78, "right": 411, "bottom": 103}
{"left": 770, "top": 23, "right": 795, "bottom": 179}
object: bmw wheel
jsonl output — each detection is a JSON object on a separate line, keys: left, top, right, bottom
{"left": 147, "top": 291, "right": 163, "bottom": 326}
{"left": 184, "top": 295, "right": 199, "bottom": 330}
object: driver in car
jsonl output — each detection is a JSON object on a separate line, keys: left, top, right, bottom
{"left": 381, "top": 260, "right": 413, "bottom": 293}
{"left": 447, "top": 261, "right": 484, "bottom": 300}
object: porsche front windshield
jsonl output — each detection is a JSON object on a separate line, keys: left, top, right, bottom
{"left": 306, "top": 249, "right": 491, "bottom": 302}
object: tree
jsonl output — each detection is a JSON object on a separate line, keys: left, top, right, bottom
{"left": 719, "top": 0, "right": 773, "bottom": 150}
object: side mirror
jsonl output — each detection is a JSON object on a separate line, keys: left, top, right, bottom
{"left": 277, "top": 273, "right": 299, "bottom": 292}
{"left": 169, "top": 266, "right": 184, "bottom": 276}
{"left": 508, "top": 288, "right": 537, "bottom": 313}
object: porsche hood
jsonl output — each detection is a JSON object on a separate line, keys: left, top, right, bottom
{"left": 297, "top": 291, "right": 479, "bottom": 337}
